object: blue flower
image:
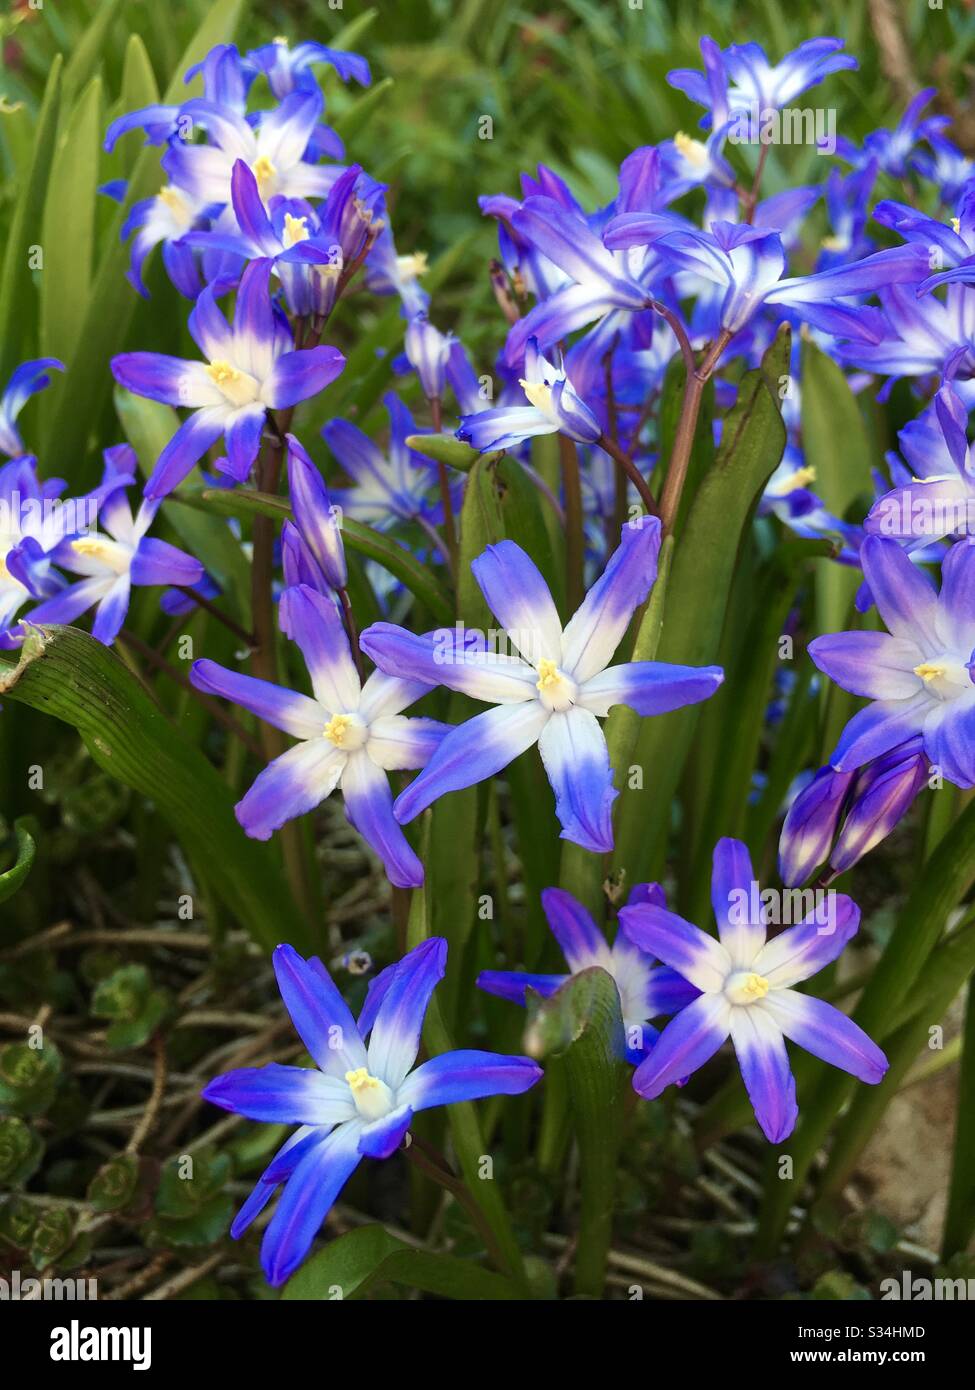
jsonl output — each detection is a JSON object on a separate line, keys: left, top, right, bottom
{"left": 779, "top": 739, "right": 929, "bottom": 886}
{"left": 809, "top": 537, "right": 975, "bottom": 786}
{"left": 360, "top": 519, "right": 723, "bottom": 853}
{"left": 27, "top": 447, "right": 204, "bottom": 645}
{"left": 112, "top": 259, "right": 345, "bottom": 497}
{"left": 459, "top": 337, "right": 601, "bottom": 451}
{"left": 0, "top": 358, "right": 64, "bottom": 460}
{"left": 478, "top": 884, "right": 698, "bottom": 1063}
{"left": 622, "top": 838, "right": 888, "bottom": 1143}
{"left": 202, "top": 938, "right": 542, "bottom": 1285}
{"left": 603, "top": 215, "right": 928, "bottom": 342}
{"left": 285, "top": 434, "right": 347, "bottom": 591}
{"left": 190, "top": 583, "right": 450, "bottom": 885}
{"left": 669, "top": 36, "right": 857, "bottom": 124}
{"left": 246, "top": 38, "right": 371, "bottom": 100}
{"left": 323, "top": 392, "right": 441, "bottom": 528}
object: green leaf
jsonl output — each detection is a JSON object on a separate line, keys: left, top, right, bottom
{"left": 524, "top": 968, "right": 626, "bottom": 1297}
{"left": 405, "top": 431, "right": 479, "bottom": 473}
{"left": 60, "top": 0, "right": 123, "bottom": 111}
{"left": 0, "top": 818, "right": 36, "bottom": 905}
{"left": 40, "top": 0, "right": 245, "bottom": 478}
{"left": 195, "top": 485, "right": 453, "bottom": 625}
{"left": 612, "top": 328, "right": 789, "bottom": 887}
{"left": 943, "top": 984, "right": 975, "bottom": 1258}
{"left": 333, "top": 76, "right": 394, "bottom": 142}
{"left": 282, "top": 1224, "right": 518, "bottom": 1301}
{"left": 40, "top": 74, "right": 102, "bottom": 362}
{"left": 800, "top": 338, "right": 873, "bottom": 639}
{"left": 0, "top": 626, "right": 310, "bottom": 954}
{"left": 0, "top": 56, "right": 62, "bottom": 378}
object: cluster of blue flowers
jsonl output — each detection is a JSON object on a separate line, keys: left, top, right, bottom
{"left": 10, "top": 31, "right": 975, "bottom": 1285}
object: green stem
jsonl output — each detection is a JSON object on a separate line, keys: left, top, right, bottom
{"left": 559, "top": 434, "right": 585, "bottom": 614}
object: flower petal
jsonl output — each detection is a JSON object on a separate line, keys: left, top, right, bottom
{"left": 397, "top": 1049, "right": 544, "bottom": 1111}
{"left": 236, "top": 739, "right": 346, "bottom": 840}
{"left": 340, "top": 750, "right": 424, "bottom": 888}
{"left": 190, "top": 659, "right": 325, "bottom": 739}
{"left": 618, "top": 903, "right": 732, "bottom": 993}
{"left": 560, "top": 518, "right": 662, "bottom": 683}
{"left": 202, "top": 1063, "right": 356, "bottom": 1125}
{"left": 576, "top": 660, "right": 724, "bottom": 717}
{"left": 260, "top": 1119, "right": 364, "bottom": 1286}
{"left": 272, "top": 943, "right": 367, "bottom": 1078}
{"left": 367, "top": 937, "right": 447, "bottom": 1088}
{"left": 710, "top": 837, "right": 766, "bottom": 968}
{"left": 753, "top": 893, "right": 860, "bottom": 988}
{"left": 808, "top": 630, "right": 923, "bottom": 699}
{"left": 357, "top": 1105, "right": 413, "bottom": 1159}
{"left": 537, "top": 706, "right": 616, "bottom": 852}
{"left": 280, "top": 584, "right": 360, "bottom": 713}
{"left": 761, "top": 990, "right": 888, "bottom": 1084}
{"left": 394, "top": 701, "right": 549, "bottom": 823}
{"left": 728, "top": 1005, "right": 798, "bottom": 1143}
{"left": 631, "top": 993, "right": 732, "bottom": 1098}
{"left": 540, "top": 886, "right": 607, "bottom": 970}
{"left": 470, "top": 540, "right": 563, "bottom": 664}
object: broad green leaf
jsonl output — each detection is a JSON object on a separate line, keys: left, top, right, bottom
{"left": 194, "top": 486, "right": 453, "bottom": 626}
{"left": 0, "top": 56, "right": 62, "bottom": 378}
{"left": 525, "top": 967, "right": 626, "bottom": 1297}
{"left": 0, "top": 626, "right": 310, "bottom": 954}
{"left": 113, "top": 34, "right": 162, "bottom": 179}
{"left": 944, "top": 985, "right": 975, "bottom": 1258}
{"left": 282, "top": 1224, "right": 517, "bottom": 1301}
{"left": 612, "top": 328, "right": 790, "bottom": 887}
{"left": 40, "top": 75, "right": 102, "bottom": 362}
{"left": 0, "top": 818, "right": 36, "bottom": 905}
{"left": 60, "top": 0, "right": 123, "bottom": 112}
{"left": 801, "top": 338, "right": 873, "bottom": 639}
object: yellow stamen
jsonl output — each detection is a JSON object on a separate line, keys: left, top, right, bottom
{"left": 345, "top": 1067, "right": 380, "bottom": 1093}
{"left": 396, "top": 251, "right": 429, "bottom": 281}
{"left": 207, "top": 360, "right": 241, "bottom": 388}
{"left": 914, "top": 661, "right": 947, "bottom": 682}
{"left": 283, "top": 212, "right": 309, "bottom": 247}
{"left": 674, "top": 130, "right": 709, "bottom": 168}
{"left": 521, "top": 378, "right": 553, "bottom": 413}
{"left": 252, "top": 155, "right": 277, "bottom": 188}
{"left": 535, "top": 658, "right": 560, "bottom": 691}
{"left": 741, "top": 972, "right": 769, "bottom": 1001}
{"left": 157, "top": 185, "right": 188, "bottom": 218}
{"left": 323, "top": 713, "right": 353, "bottom": 747}
{"left": 952, "top": 217, "right": 961, "bottom": 234}
{"left": 820, "top": 234, "right": 846, "bottom": 251}
{"left": 789, "top": 465, "right": 817, "bottom": 488}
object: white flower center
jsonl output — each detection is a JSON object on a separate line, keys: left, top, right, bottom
{"left": 913, "top": 656, "right": 972, "bottom": 701}
{"left": 282, "top": 212, "right": 310, "bottom": 248}
{"left": 71, "top": 536, "right": 131, "bottom": 575}
{"left": 345, "top": 1067, "right": 394, "bottom": 1121}
{"left": 323, "top": 712, "right": 369, "bottom": 751}
{"left": 725, "top": 970, "right": 770, "bottom": 1006}
{"left": 206, "top": 359, "right": 261, "bottom": 408}
{"left": 535, "top": 658, "right": 577, "bottom": 712}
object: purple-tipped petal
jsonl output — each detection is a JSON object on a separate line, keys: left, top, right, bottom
{"left": 367, "top": 937, "right": 447, "bottom": 1088}
{"left": 561, "top": 518, "right": 662, "bottom": 683}
{"left": 357, "top": 1104, "right": 413, "bottom": 1158}
{"left": 808, "top": 630, "right": 922, "bottom": 699}
{"left": 711, "top": 837, "right": 766, "bottom": 968}
{"left": 540, "top": 887, "right": 606, "bottom": 970}
{"left": 753, "top": 893, "right": 860, "bottom": 988}
{"left": 397, "top": 1049, "right": 544, "bottom": 1111}
{"left": 576, "top": 659, "right": 723, "bottom": 717}
{"left": 619, "top": 904, "right": 732, "bottom": 993}
{"left": 271, "top": 944, "right": 367, "bottom": 1079}
{"left": 202, "top": 1063, "right": 355, "bottom": 1125}
{"left": 260, "top": 1120, "right": 363, "bottom": 1286}
{"left": 236, "top": 739, "right": 345, "bottom": 840}
{"left": 340, "top": 750, "right": 424, "bottom": 888}
{"left": 632, "top": 992, "right": 731, "bottom": 1098}
{"left": 729, "top": 1006, "right": 797, "bottom": 1143}
{"left": 762, "top": 990, "right": 888, "bottom": 1084}
{"left": 190, "top": 658, "right": 324, "bottom": 739}
{"left": 537, "top": 706, "right": 617, "bottom": 852}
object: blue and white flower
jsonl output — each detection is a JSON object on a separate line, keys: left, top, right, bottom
{"left": 360, "top": 519, "right": 723, "bottom": 853}
{"left": 203, "top": 938, "right": 542, "bottom": 1285}
{"left": 191, "top": 583, "right": 450, "bottom": 886}
{"left": 621, "top": 838, "right": 888, "bottom": 1142}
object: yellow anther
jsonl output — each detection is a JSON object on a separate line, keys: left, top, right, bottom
{"left": 820, "top": 234, "right": 846, "bottom": 251}
{"left": 741, "top": 972, "right": 769, "bottom": 1000}
{"left": 345, "top": 1067, "right": 379, "bottom": 1093}
{"left": 536, "top": 658, "right": 560, "bottom": 691}
{"left": 324, "top": 713, "right": 353, "bottom": 746}
{"left": 914, "top": 662, "right": 946, "bottom": 682}
{"left": 396, "top": 251, "right": 429, "bottom": 281}
{"left": 726, "top": 969, "right": 771, "bottom": 1005}
{"left": 252, "top": 155, "right": 277, "bottom": 188}
{"left": 789, "top": 465, "right": 817, "bottom": 488}
{"left": 283, "top": 212, "right": 309, "bottom": 247}
{"left": 157, "top": 185, "right": 189, "bottom": 218}
{"left": 674, "top": 130, "right": 709, "bottom": 167}
{"left": 521, "top": 378, "right": 553, "bottom": 413}
{"left": 71, "top": 538, "right": 108, "bottom": 559}
{"left": 952, "top": 217, "right": 961, "bottom": 234}
{"left": 207, "top": 360, "right": 241, "bottom": 387}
